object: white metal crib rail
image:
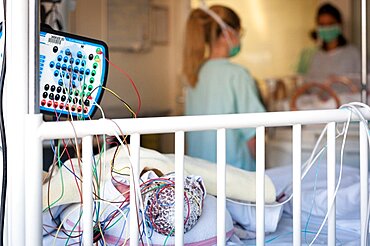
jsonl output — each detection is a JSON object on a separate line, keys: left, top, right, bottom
{"left": 20, "top": 108, "right": 370, "bottom": 246}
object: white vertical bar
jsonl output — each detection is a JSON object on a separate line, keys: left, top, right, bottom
{"left": 25, "top": 115, "right": 43, "bottom": 246}
{"left": 256, "top": 126, "right": 265, "bottom": 245}
{"left": 175, "top": 131, "right": 184, "bottom": 245}
{"left": 292, "top": 124, "right": 301, "bottom": 245}
{"left": 217, "top": 128, "right": 226, "bottom": 246}
{"left": 82, "top": 136, "right": 93, "bottom": 245}
{"left": 360, "top": 121, "right": 368, "bottom": 246}
{"left": 361, "top": 0, "right": 368, "bottom": 103}
{"left": 6, "top": 0, "right": 29, "bottom": 244}
{"left": 130, "top": 133, "right": 140, "bottom": 246}
{"left": 327, "top": 122, "right": 336, "bottom": 245}
{"left": 28, "top": 0, "right": 39, "bottom": 114}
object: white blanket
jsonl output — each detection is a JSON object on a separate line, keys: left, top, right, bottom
{"left": 43, "top": 146, "right": 276, "bottom": 210}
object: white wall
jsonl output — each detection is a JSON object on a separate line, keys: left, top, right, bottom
{"left": 69, "top": 0, "right": 189, "bottom": 118}
{"left": 191, "top": 0, "right": 319, "bottom": 80}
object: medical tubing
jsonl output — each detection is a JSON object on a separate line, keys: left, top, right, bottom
{"left": 0, "top": 10, "right": 6, "bottom": 245}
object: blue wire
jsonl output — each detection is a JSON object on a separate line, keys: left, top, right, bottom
{"left": 113, "top": 207, "right": 129, "bottom": 246}
{"left": 304, "top": 147, "right": 325, "bottom": 244}
{"left": 49, "top": 139, "right": 83, "bottom": 182}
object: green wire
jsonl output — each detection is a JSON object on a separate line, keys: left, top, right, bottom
{"left": 163, "top": 228, "right": 175, "bottom": 246}
{"left": 43, "top": 140, "right": 65, "bottom": 212}
{"left": 65, "top": 209, "right": 83, "bottom": 246}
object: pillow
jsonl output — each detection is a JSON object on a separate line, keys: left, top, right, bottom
{"left": 165, "top": 154, "right": 277, "bottom": 203}
{"left": 43, "top": 146, "right": 277, "bottom": 210}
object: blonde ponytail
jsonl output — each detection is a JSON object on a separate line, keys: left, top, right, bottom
{"left": 183, "top": 9, "right": 210, "bottom": 87}
{"left": 182, "top": 6, "right": 241, "bottom": 87}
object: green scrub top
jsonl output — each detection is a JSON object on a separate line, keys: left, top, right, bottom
{"left": 185, "top": 59, "right": 265, "bottom": 171}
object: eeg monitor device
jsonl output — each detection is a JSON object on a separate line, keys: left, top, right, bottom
{"left": 39, "top": 25, "right": 109, "bottom": 118}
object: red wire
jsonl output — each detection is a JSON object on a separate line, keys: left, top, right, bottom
{"left": 104, "top": 56, "right": 142, "bottom": 117}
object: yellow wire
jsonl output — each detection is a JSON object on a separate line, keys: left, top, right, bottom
{"left": 101, "top": 86, "right": 137, "bottom": 117}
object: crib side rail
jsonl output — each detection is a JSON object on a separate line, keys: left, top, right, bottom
{"left": 25, "top": 108, "right": 370, "bottom": 246}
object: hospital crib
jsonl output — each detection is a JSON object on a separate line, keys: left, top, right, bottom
{"left": 4, "top": 0, "right": 370, "bottom": 245}
{"left": 15, "top": 108, "right": 370, "bottom": 245}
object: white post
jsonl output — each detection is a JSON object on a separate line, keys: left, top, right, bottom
{"left": 82, "top": 136, "right": 93, "bottom": 245}
{"left": 256, "top": 126, "right": 265, "bottom": 245}
{"left": 217, "top": 128, "right": 226, "bottom": 246}
{"left": 25, "top": 115, "right": 43, "bottom": 246}
{"left": 29, "top": 0, "right": 39, "bottom": 114}
{"left": 292, "top": 124, "right": 301, "bottom": 245}
{"left": 130, "top": 133, "right": 140, "bottom": 246}
{"left": 327, "top": 122, "right": 336, "bottom": 245}
{"left": 25, "top": 0, "right": 41, "bottom": 243}
{"left": 361, "top": 0, "right": 368, "bottom": 103}
{"left": 360, "top": 121, "right": 368, "bottom": 246}
{"left": 175, "top": 131, "right": 184, "bottom": 245}
{"left": 6, "top": 0, "right": 29, "bottom": 244}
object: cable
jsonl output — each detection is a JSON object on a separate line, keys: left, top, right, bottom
{"left": 0, "top": 0, "right": 6, "bottom": 243}
{"left": 339, "top": 102, "right": 370, "bottom": 246}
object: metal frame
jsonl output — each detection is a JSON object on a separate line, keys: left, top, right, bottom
{"left": 4, "top": 0, "right": 370, "bottom": 245}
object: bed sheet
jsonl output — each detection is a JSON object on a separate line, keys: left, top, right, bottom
{"left": 231, "top": 164, "right": 365, "bottom": 245}
{"left": 236, "top": 212, "right": 360, "bottom": 245}
{"left": 267, "top": 162, "right": 365, "bottom": 222}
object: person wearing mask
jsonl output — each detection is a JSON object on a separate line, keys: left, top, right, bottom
{"left": 305, "top": 3, "right": 361, "bottom": 82}
{"left": 183, "top": 5, "right": 265, "bottom": 171}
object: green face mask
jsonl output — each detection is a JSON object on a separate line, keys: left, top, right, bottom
{"left": 229, "top": 44, "right": 241, "bottom": 57}
{"left": 317, "top": 25, "right": 341, "bottom": 43}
